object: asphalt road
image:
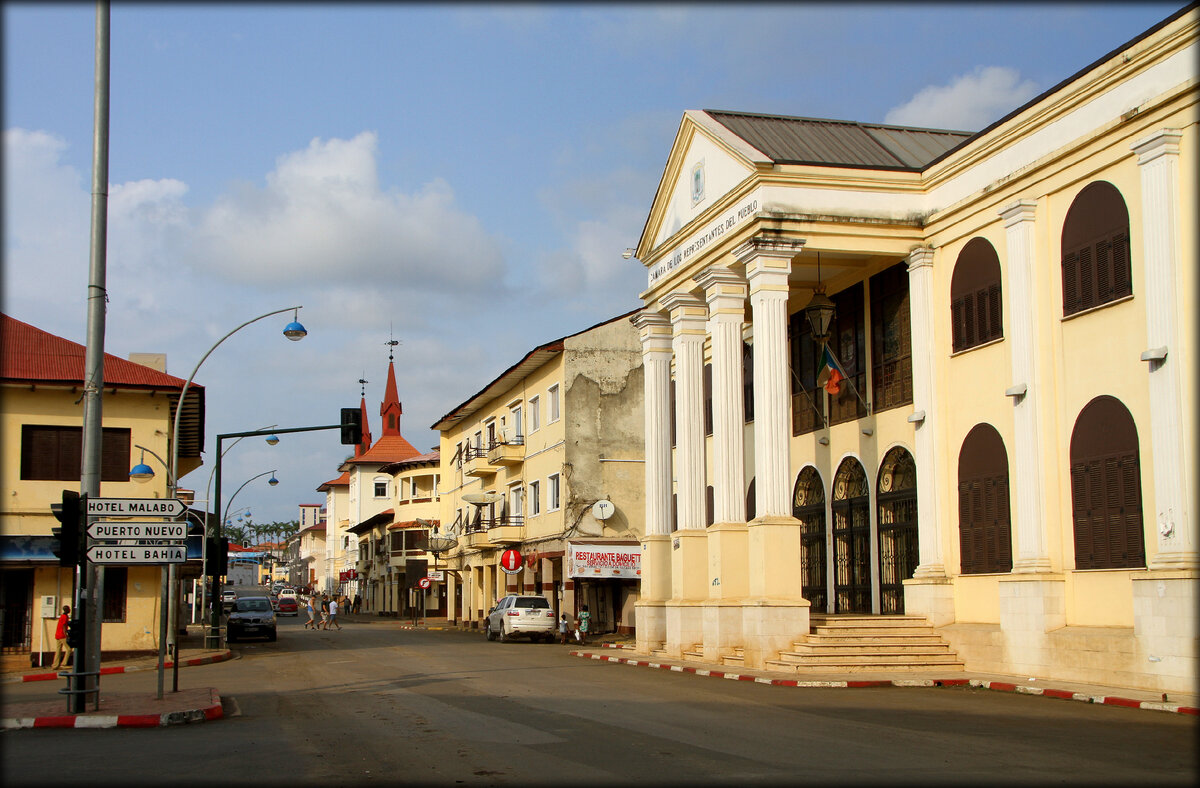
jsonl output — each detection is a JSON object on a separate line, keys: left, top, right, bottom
{"left": 3, "top": 614, "right": 1196, "bottom": 786}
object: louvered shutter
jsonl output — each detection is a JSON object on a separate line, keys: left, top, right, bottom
{"left": 995, "top": 476, "right": 1012, "bottom": 569}
{"left": 1112, "top": 232, "right": 1131, "bottom": 299}
{"left": 963, "top": 296, "right": 976, "bottom": 348}
{"left": 987, "top": 284, "right": 1002, "bottom": 341}
{"left": 1071, "top": 461, "right": 1094, "bottom": 569}
{"left": 1062, "top": 251, "right": 1080, "bottom": 315}
{"left": 958, "top": 480, "right": 975, "bottom": 573}
{"left": 951, "top": 298, "right": 965, "bottom": 351}
{"left": 1118, "top": 452, "right": 1145, "bottom": 567}
{"left": 100, "top": 428, "right": 131, "bottom": 482}
{"left": 1096, "top": 239, "right": 1113, "bottom": 303}
{"left": 1078, "top": 245, "right": 1095, "bottom": 312}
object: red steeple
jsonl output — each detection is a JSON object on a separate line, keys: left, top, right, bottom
{"left": 356, "top": 394, "right": 373, "bottom": 458}
{"left": 380, "top": 360, "right": 403, "bottom": 437}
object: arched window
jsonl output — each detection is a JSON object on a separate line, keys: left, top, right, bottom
{"left": 832, "top": 458, "right": 870, "bottom": 613}
{"left": 1061, "top": 181, "right": 1132, "bottom": 316}
{"left": 951, "top": 238, "right": 1003, "bottom": 352}
{"left": 957, "top": 424, "right": 1012, "bottom": 574}
{"left": 877, "top": 448, "right": 918, "bottom": 614}
{"left": 1070, "top": 396, "right": 1145, "bottom": 569}
{"left": 793, "top": 466, "right": 827, "bottom": 612}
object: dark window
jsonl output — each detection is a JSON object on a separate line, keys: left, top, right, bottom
{"left": 829, "top": 283, "right": 867, "bottom": 425}
{"left": 742, "top": 341, "right": 755, "bottom": 422}
{"left": 1061, "top": 181, "right": 1132, "bottom": 317}
{"left": 102, "top": 567, "right": 127, "bottom": 623}
{"left": 789, "top": 310, "right": 824, "bottom": 435}
{"left": 670, "top": 493, "right": 678, "bottom": 533}
{"left": 669, "top": 379, "right": 676, "bottom": 448}
{"left": 957, "top": 424, "right": 1013, "bottom": 574}
{"left": 705, "top": 486, "right": 715, "bottom": 527}
{"left": 703, "top": 363, "right": 713, "bottom": 436}
{"left": 745, "top": 478, "right": 756, "bottom": 522}
{"left": 1070, "top": 396, "right": 1145, "bottom": 570}
{"left": 390, "top": 531, "right": 403, "bottom": 552}
{"left": 20, "top": 425, "right": 131, "bottom": 482}
{"left": 870, "top": 263, "right": 913, "bottom": 413}
{"left": 951, "top": 238, "right": 1004, "bottom": 352}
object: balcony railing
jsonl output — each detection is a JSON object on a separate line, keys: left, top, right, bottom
{"left": 487, "top": 435, "right": 525, "bottom": 466}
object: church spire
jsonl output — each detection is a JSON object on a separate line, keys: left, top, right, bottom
{"left": 355, "top": 375, "right": 372, "bottom": 457}
{"left": 380, "top": 337, "right": 403, "bottom": 437}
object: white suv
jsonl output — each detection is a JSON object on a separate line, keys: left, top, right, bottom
{"left": 484, "top": 595, "right": 556, "bottom": 643}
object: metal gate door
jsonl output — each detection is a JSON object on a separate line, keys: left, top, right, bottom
{"left": 877, "top": 448, "right": 918, "bottom": 615}
{"left": 793, "top": 466, "right": 828, "bottom": 613}
{"left": 832, "top": 459, "right": 871, "bottom": 614}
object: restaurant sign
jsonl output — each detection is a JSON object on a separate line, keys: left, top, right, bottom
{"left": 567, "top": 543, "right": 641, "bottom": 580}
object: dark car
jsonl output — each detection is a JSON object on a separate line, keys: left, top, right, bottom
{"left": 227, "top": 596, "right": 277, "bottom": 642}
{"left": 276, "top": 596, "right": 298, "bottom": 616}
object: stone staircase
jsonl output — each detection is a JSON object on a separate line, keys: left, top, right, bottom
{"left": 763, "top": 614, "right": 964, "bottom": 674}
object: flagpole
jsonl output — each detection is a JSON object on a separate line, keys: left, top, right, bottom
{"left": 822, "top": 344, "right": 871, "bottom": 416}
{"left": 789, "top": 367, "right": 827, "bottom": 429}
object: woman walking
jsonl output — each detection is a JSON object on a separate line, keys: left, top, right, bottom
{"left": 303, "top": 594, "right": 317, "bottom": 629}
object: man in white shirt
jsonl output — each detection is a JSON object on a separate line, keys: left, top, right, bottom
{"left": 327, "top": 597, "right": 342, "bottom": 630}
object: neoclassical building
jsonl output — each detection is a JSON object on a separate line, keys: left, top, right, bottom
{"left": 631, "top": 6, "right": 1195, "bottom": 693}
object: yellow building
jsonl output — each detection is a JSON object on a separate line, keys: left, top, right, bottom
{"left": 0, "top": 314, "right": 204, "bottom": 663}
{"left": 630, "top": 7, "right": 1196, "bottom": 693}
{"left": 433, "top": 312, "right": 645, "bottom": 634}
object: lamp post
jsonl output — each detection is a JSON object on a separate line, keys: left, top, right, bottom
{"left": 166, "top": 308, "right": 304, "bottom": 681}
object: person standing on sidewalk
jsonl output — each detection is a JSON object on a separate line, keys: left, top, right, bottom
{"left": 50, "top": 605, "right": 70, "bottom": 670}
{"left": 327, "top": 596, "right": 342, "bottom": 630}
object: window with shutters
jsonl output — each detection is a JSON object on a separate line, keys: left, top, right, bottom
{"left": 789, "top": 310, "right": 824, "bottom": 435}
{"left": 957, "top": 423, "right": 1013, "bottom": 574}
{"left": 828, "top": 283, "right": 868, "bottom": 426}
{"left": 1061, "top": 181, "right": 1132, "bottom": 317}
{"left": 1069, "top": 396, "right": 1145, "bottom": 570}
{"left": 20, "top": 425, "right": 131, "bottom": 482}
{"left": 870, "top": 263, "right": 913, "bottom": 412}
{"left": 950, "top": 238, "right": 1004, "bottom": 352}
{"left": 102, "top": 568, "right": 127, "bottom": 622}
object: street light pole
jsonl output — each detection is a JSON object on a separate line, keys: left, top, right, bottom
{"left": 166, "top": 309, "right": 303, "bottom": 685}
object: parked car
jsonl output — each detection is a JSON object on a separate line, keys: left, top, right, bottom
{"left": 278, "top": 588, "right": 297, "bottom": 601}
{"left": 484, "top": 595, "right": 556, "bottom": 642}
{"left": 276, "top": 596, "right": 298, "bottom": 616}
{"left": 227, "top": 596, "right": 277, "bottom": 642}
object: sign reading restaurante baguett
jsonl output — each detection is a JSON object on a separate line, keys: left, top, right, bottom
{"left": 567, "top": 543, "right": 641, "bottom": 579}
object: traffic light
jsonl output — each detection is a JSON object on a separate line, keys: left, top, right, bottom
{"left": 340, "top": 407, "right": 363, "bottom": 445}
{"left": 65, "top": 618, "right": 85, "bottom": 650}
{"left": 50, "top": 490, "right": 85, "bottom": 567}
{"left": 206, "top": 536, "right": 229, "bottom": 578}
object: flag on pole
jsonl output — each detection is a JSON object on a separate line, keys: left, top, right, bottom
{"left": 816, "top": 345, "right": 846, "bottom": 395}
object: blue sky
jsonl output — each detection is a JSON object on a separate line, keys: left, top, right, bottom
{"left": 3, "top": 2, "right": 1185, "bottom": 527}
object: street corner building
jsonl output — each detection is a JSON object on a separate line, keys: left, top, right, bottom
{"left": 0, "top": 313, "right": 205, "bottom": 664}
{"left": 628, "top": 6, "right": 1197, "bottom": 694}
{"left": 433, "top": 311, "right": 646, "bottom": 635}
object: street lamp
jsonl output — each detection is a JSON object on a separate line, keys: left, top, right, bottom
{"left": 166, "top": 308, "right": 304, "bottom": 683}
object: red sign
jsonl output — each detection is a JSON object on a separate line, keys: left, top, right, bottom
{"left": 500, "top": 548, "right": 523, "bottom": 574}
{"left": 417, "top": 577, "right": 432, "bottom": 589}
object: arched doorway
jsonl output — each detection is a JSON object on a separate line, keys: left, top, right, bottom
{"left": 877, "top": 447, "right": 918, "bottom": 614}
{"left": 793, "top": 466, "right": 827, "bottom": 613}
{"left": 831, "top": 458, "right": 871, "bottom": 613}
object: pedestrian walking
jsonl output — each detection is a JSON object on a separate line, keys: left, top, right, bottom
{"left": 319, "top": 594, "right": 331, "bottom": 629}
{"left": 328, "top": 596, "right": 342, "bottom": 630}
{"left": 303, "top": 595, "right": 317, "bottom": 629}
{"left": 50, "top": 605, "right": 70, "bottom": 670}
{"left": 353, "top": 594, "right": 361, "bottom": 614}
{"left": 577, "top": 604, "right": 591, "bottom": 646}
{"left": 558, "top": 612, "right": 570, "bottom": 645}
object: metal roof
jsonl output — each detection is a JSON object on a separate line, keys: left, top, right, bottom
{"left": 704, "top": 110, "right": 973, "bottom": 171}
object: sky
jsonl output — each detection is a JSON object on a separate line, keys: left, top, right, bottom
{"left": 3, "top": 1, "right": 1186, "bottom": 528}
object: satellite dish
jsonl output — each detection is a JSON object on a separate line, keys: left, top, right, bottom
{"left": 592, "top": 500, "right": 615, "bottom": 520}
{"left": 463, "top": 492, "right": 503, "bottom": 505}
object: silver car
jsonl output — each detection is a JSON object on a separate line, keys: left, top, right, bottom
{"left": 484, "top": 595, "right": 556, "bottom": 643}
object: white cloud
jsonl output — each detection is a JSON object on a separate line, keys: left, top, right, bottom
{"left": 885, "top": 66, "right": 1039, "bottom": 131}
{"left": 190, "top": 132, "right": 507, "bottom": 293}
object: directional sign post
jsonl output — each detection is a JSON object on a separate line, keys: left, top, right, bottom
{"left": 88, "top": 521, "right": 187, "bottom": 542}
{"left": 88, "top": 544, "right": 187, "bottom": 565}
{"left": 87, "top": 497, "right": 187, "bottom": 518}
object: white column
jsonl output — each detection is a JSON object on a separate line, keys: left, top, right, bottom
{"left": 662, "top": 292, "right": 708, "bottom": 531}
{"left": 1133, "top": 129, "right": 1195, "bottom": 569}
{"left": 1001, "top": 200, "right": 1051, "bottom": 573}
{"left": 736, "top": 236, "right": 805, "bottom": 518}
{"left": 632, "top": 310, "right": 673, "bottom": 651}
{"left": 696, "top": 267, "right": 748, "bottom": 524}
{"left": 906, "top": 247, "right": 945, "bottom": 577}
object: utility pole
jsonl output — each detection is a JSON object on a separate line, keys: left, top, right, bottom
{"left": 78, "top": 0, "right": 111, "bottom": 712}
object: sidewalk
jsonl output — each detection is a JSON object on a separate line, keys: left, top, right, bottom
{"left": 569, "top": 639, "right": 1199, "bottom": 717}
{"left": 1, "top": 626, "right": 231, "bottom": 730}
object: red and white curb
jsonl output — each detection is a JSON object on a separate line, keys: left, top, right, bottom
{"left": 2, "top": 688, "right": 224, "bottom": 730}
{"left": 3, "top": 650, "right": 233, "bottom": 684}
{"left": 571, "top": 651, "right": 1199, "bottom": 716}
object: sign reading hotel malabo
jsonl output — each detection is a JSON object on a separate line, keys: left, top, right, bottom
{"left": 87, "top": 497, "right": 186, "bottom": 518}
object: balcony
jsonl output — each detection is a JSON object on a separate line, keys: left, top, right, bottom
{"left": 487, "top": 515, "right": 524, "bottom": 545}
{"left": 463, "top": 445, "right": 499, "bottom": 477}
{"left": 487, "top": 435, "right": 525, "bottom": 466}
{"left": 462, "top": 521, "right": 495, "bottom": 549}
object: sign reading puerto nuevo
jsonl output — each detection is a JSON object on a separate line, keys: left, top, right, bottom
{"left": 87, "top": 544, "right": 186, "bottom": 564}
{"left": 88, "top": 521, "right": 186, "bottom": 541}
{"left": 87, "top": 497, "right": 186, "bottom": 518}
